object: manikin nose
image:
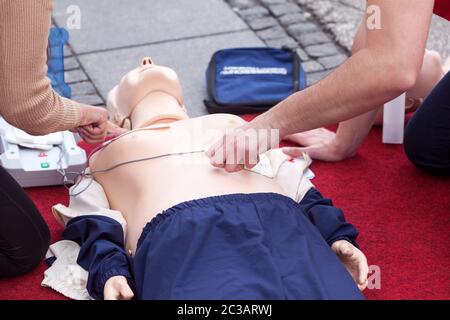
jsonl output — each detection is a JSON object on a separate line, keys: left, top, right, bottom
{"left": 141, "top": 57, "right": 153, "bottom": 67}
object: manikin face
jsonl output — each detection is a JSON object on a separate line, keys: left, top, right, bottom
{"left": 108, "top": 57, "right": 185, "bottom": 120}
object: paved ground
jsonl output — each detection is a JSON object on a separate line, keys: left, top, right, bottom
{"left": 53, "top": 0, "right": 263, "bottom": 117}
{"left": 53, "top": 0, "right": 449, "bottom": 118}
{"left": 296, "top": 0, "right": 450, "bottom": 58}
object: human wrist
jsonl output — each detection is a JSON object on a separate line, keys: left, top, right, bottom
{"left": 331, "top": 134, "right": 358, "bottom": 160}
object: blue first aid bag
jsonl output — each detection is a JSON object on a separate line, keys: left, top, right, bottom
{"left": 204, "top": 47, "right": 307, "bottom": 114}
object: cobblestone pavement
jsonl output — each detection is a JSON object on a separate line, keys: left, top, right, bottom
{"left": 61, "top": 44, "right": 105, "bottom": 107}
{"left": 50, "top": 21, "right": 105, "bottom": 108}
{"left": 59, "top": 0, "right": 449, "bottom": 110}
{"left": 297, "top": 0, "right": 450, "bottom": 58}
{"left": 59, "top": 0, "right": 351, "bottom": 108}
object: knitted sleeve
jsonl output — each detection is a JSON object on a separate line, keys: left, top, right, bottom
{"left": 0, "top": 0, "right": 82, "bottom": 135}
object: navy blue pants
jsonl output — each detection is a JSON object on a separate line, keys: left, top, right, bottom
{"left": 64, "top": 189, "right": 363, "bottom": 300}
{"left": 404, "top": 71, "right": 450, "bottom": 175}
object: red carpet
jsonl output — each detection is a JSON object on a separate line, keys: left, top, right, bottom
{"left": 0, "top": 117, "right": 449, "bottom": 300}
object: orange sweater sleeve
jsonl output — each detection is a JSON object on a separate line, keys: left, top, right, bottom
{"left": 0, "top": 0, "right": 82, "bottom": 136}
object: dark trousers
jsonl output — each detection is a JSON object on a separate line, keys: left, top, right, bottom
{"left": 0, "top": 166, "right": 50, "bottom": 277}
{"left": 405, "top": 71, "right": 450, "bottom": 175}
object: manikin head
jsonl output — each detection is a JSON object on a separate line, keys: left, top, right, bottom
{"left": 107, "top": 57, "right": 189, "bottom": 129}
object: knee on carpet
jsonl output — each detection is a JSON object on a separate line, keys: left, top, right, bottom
{"left": 0, "top": 225, "right": 50, "bottom": 277}
{"left": 404, "top": 125, "right": 450, "bottom": 175}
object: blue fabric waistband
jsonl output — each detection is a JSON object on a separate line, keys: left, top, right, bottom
{"left": 136, "top": 193, "right": 295, "bottom": 249}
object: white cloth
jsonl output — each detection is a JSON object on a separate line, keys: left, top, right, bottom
{"left": 42, "top": 149, "right": 314, "bottom": 300}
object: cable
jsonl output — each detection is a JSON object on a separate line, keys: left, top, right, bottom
{"left": 58, "top": 147, "right": 206, "bottom": 197}
{"left": 57, "top": 123, "right": 207, "bottom": 197}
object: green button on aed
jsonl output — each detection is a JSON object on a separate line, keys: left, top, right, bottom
{"left": 41, "top": 162, "right": 50, "bottom": 169}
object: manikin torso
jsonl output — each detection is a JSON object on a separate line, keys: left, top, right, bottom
{"left": 90, "top": 114, "right": 285, "bottom": 255}
{"left": 90, "top": 58, "right": 285, "bottom": 254}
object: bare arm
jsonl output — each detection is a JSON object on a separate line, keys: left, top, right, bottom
{"left": 263, "top": 0, "right": 434, "bottom": 137}
{"left": 284, "top": 19, "right": 380, "bottom": 160}
{"left": 207, "top": 0, "right": 435, "bottom": 171}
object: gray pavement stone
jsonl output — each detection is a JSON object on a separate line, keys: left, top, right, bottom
{"left": 268, "top": 3, "right": 300, "bottom": 17}
{"left": 295, "top": 47, "right": 310, "bottom": 61}
{"left": 69, "top": 81, "right": 98, "bottom": 95}
{"left": 302, "top": 60, "right": 324, "bottom": 73}
{"left": 307, "top": 70, "right": 331, "bottom": 86}
{"left": 305, "top": 43, "right": 339, "bottom": 58}
{"left": 71, "top": 94, "right": 104, "bottom": 106}
{"left": 318, "top": 54, "right": 347, "bottom": 69}
{"left": 65, "top": 69, "right": 88, "bottom": 84}
{"left": 64, "top": 46, "right": 73, "bottom": 57}
{"left": 247, "top": 16, "right": 279, "bottom": 30}
{"left": 64, "top": 57, "right": 80, "bottom": 71}
{"left": 228, "top": 0, "right": 259, "bottom": 9}
{"left": 292, "top": 31, "right": 330, "bottom": 47}
{"left": 238, "top": 6, "right": 270, "bottom": 19}
{"left": 256, "top": 25, "right": 287, "bottom": 40}
{"left": 260, "top": 0, "right": 288, "bottom": 5}
{"left": 265, "top": 36, "right": 298, "bottom": 49}
{"left": 339, "top": 0, "right": 365, "bottom": 10}
{"left": 78, "top": 31, "right": 264, "bottom": 117}
{"left": 297, "top": 0, "right": 450, "bottom": 58}
{"left": 53, "top": 0, "right": 248, "bottom": 54}
{"left": 286, "top": 22, "right": 320, "bottom": 36}
{"left": 279, "top": 13, "right": 307, "bottom": 27}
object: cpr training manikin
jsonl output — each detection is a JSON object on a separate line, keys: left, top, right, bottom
{"left": 43, "top": 57, "right": 368, "bottom": 300}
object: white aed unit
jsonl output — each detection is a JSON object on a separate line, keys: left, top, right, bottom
{"left": 0, "top": 117, "right": 87, "bottom": 188}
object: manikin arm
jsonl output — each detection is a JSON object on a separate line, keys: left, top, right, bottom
{"left": 299, "top": 188, "right": 359, "bottom": 247}
{"left": 63, "top": 215, "right": 134, "bottom": 300}
{"left": 299, "top": 188, "right": 368, "bottom": 290}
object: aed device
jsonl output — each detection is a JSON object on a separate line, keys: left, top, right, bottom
{"left": 0, "top": 27, "right": 87, "bottom": 187}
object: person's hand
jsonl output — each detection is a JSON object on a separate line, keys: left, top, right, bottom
{"left": 206, "top": 121, "right": 280, "bottom": 173}
{"left": 282, "top": 128, "right": 353, "bottom": 162}
{"left": 331, "top": 240, "right": 369, "bottom": 291}
{"left": 76, "top": 104, "right": 128, "bottom": 144}
{"left": 104, "top": 276, "right": 134, "bottom": 300}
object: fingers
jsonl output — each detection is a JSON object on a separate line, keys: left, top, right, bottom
{"left": 76, "top": 104, "right": 111, "bottom": 144}
{"left": 357, "top": 254, "right": 369, "bottom": 291}
{"left": 208, "top": 136, "right": 226, "bottom": 169}
{"left": 78, "top": 127, "right": 101, "bottom": 144}
{"left": 282, "top": 147, "right": 305, "bottom": 158}
{"left": 207, "top": 129, "right": 266, "bottom": 172}
{"left": 119, "top": 283, "right": 134, "bottom": 300}
{"left": 78, "top": 124, "right": 106, "bottom": 144}
{"left": 104, "top": 282, "right": 120, "bottom": 300}
{"left": 104, "top": 276, "right": 134, "bottom": 300}
{"left": 106, "top": 121, "right": 128, "bottom": 137}
{"left": 283, "top": 146, "right": 323, "bottom": 161}
{"left": 79, "top": 105, "right": 109, "bottom": 127}
{"left": 339, "top": 242, "right": 355, "bottom": 258}
{"left": 209, "top": 134, "right": 245, "bottom": 173}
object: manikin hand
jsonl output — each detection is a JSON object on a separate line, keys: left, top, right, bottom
{"left": 331, "top": 240, "right": 369, "bottom": 291}
{"left": 282, "top": 128, "right": 352, "bottom": 162}
{"left": 104, "top": 276, "right": 134, "bottom": 300}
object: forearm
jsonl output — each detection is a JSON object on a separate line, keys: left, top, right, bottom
{"left": 260, "top": 49, "right": 412, "bottom": 137}
{"left": 0, "top": 0, "right": 81, "bottom": 135}
{"left": 334, "top": 108, "right": 380, "bottom": 157}
{"left": 255, "top": 0, "right": 434, "bottom": 138}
